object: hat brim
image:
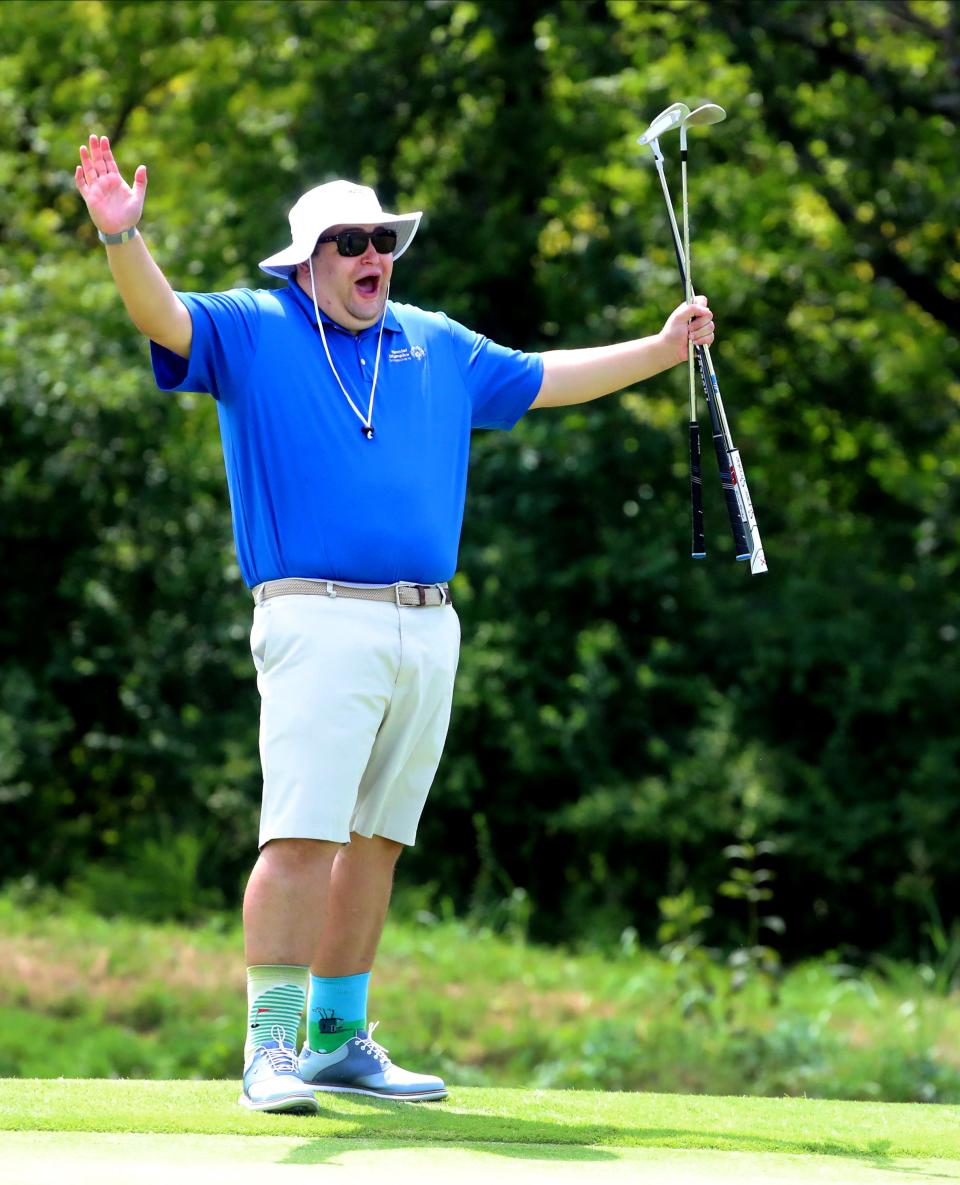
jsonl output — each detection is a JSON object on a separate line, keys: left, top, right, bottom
{"left": 259, "top": 211, "right": 422, "bottom": 278}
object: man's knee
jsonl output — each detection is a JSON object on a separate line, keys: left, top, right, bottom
{"left": 347, "top": 832, "right": 404, "bottom": 867}
{"left": 260, "top": 836, "right": 340, "bottom": 873}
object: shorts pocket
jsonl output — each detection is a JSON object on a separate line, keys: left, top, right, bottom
{"left": 250, "top": 603, "right": 273, "bottom": 674}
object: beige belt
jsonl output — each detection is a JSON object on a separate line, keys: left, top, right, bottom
{"left": 252, "top": 577, "right": 451, "bottom": 608}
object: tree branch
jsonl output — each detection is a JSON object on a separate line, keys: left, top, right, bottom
{"left": 887, "top": 0, "right": 947, "bottom": 42}
{"left": 772, "top": 113, "right": 960, "bottom": 334}
{"left": 773, "top": 14, "right": 959, "bottom": 116}
{"left": 109, "top": 92, "right": 142, "bottom": 148}
{"left": 717, "top": 4, "right": 960, "bottom": 334}
{"left": 947, "top": 0, "right": 960, "bottom": 83}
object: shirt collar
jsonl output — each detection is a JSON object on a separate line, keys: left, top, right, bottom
{"left": 284, "top": 278, "right": 402, "bottom": 336}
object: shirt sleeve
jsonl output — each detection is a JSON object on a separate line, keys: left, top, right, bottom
{"left": 441, "top": 313, "right": 543, "bottom": 430}
{"left": 150, "top": 288, "right": 262, "bottom": 400}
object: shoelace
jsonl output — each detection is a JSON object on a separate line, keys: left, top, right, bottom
{"left": 356, "top": 1020, "right": 390, "bottom": 1068}
{"left": 260, "top": 1024, "right": 299, "bottom": 1074}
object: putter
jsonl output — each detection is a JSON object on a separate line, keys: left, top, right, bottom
{"left": 637, "top": 105, "right": 767, "bottom": 574}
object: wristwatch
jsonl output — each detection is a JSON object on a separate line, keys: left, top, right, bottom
{"left": 97, "top": 226, "right": 138, "bottom": 245}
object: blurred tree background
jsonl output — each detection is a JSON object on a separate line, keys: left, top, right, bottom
{"left": 1, "top": 0, "right": 957, "bottom": 962}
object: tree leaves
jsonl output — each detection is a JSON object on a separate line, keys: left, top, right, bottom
{"left": 2, "top": 0, "right": 957, "bottom": 956}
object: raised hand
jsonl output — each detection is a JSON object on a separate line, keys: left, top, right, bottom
{"left": 75, "top": 135, "right": 147, "bottom": 236}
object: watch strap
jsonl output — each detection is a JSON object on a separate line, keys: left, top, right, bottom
{"left": 98, "top": 226, "right": 139, "bottom": 246}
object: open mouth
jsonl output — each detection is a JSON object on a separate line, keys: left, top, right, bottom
{"left": 355, "top": 274, "right": 380, "bottom": 298}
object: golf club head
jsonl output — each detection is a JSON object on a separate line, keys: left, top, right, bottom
{"left": 682, "top": 103, "right": 727, "bottom": 129}
{"left": 653, "top": 101, "right": 691, "bottom": 126}
{"left": 637, "top": 102, "right": 690, "bottom": 146}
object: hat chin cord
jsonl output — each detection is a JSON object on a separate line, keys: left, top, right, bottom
{"left": 308, "top": 259, "right": 388, "bottom": 441}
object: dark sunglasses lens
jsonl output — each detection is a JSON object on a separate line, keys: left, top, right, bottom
{"left": 336, "top": 229, "right": 398, "bottom": 256}
{"left": 372, "top": 230, "right": 397, "bottom": 254}
{"left": 339, "top": 232, "right": 367, "bottom": 257}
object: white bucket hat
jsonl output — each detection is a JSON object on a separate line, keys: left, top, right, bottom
{"left": 258, "top": 180, "right": 422, "bottom": 278}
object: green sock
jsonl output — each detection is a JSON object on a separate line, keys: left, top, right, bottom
{"left": 245, "top": 964, "right": 308, "bottom": 1062}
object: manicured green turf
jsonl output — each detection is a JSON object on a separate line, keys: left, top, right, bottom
{"left": 4, "top": 1132, "right": 960, "bottom": 1185}
{"left": 5, "top": 1080, "right": 960, "bottom": 1185}
{"left": 3, "top": 1079, "right": 959, "bottom": 1159}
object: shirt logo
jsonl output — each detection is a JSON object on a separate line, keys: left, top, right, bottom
{"left": 389, "top": 345, "right": 426, "bottom": 363}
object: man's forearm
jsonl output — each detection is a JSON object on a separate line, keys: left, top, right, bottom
{"left": 104, "top": 232, "right": 192, "bottom": 358}
{"left": 531, "top": 334, "right": 676, "bottom": 410}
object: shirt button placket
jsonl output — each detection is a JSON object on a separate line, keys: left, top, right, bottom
{"left": 358, "top": 340, "right": 371, "bottom": 384}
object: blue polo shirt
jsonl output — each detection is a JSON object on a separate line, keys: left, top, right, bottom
{"left": 150, "top": 280, "right": 542, "bottom": 587}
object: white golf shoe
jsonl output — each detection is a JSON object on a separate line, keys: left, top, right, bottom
{"left": 239, "top": 1029, "right": 319, "bottom": 1114}
{"left": 299, "top": 1021, "right": 447, "bottom": 1101}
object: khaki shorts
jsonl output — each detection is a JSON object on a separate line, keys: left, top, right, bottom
{"left": 250, "top": 592, "right": 461, "bottom": 847}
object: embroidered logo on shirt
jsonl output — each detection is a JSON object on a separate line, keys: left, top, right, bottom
{"left": 389, "top": 346, "right": 426, "bottom": 363}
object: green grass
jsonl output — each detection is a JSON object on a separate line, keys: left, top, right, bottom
{"left": 6, "top": 1080, "right": 960, "bottom": 1185}
{"left": 1, "top": 889, "right": 959, "bottom": 1102}
{"left": 2, "top": 1078, "right": 959, "bottom": 1158}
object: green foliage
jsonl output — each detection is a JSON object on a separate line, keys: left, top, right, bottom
{"left": 656, "top": 837, "right": 784, "bottom": 1032}
{"left": 2, "top": 892, "right": 959, "bottom": 1103}
{"left": 65, "top": 831, "right": 224, "bottom": 922}
{"left": 0, "top": 0, "right": 958, "bottom": 957}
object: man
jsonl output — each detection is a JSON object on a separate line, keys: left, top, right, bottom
{"left": 74, "top": 134, "right": 715, "bottom": 1113}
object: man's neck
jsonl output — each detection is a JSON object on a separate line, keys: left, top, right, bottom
{"left": 294, "top": 274, "right": 368, "bottom": 336}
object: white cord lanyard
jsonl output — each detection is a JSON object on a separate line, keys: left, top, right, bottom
{"left": 309, "top": 263, "right": 387, "bottom": 440}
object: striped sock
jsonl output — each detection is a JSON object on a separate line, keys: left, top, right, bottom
{"left": 245, "top": 964, "right": 308, "bottom": 1063}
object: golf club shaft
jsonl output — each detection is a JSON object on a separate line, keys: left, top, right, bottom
{"left": 681, "top": 142, "right": 696, "bottom": 418}
{"left": 680, "top": 138, "right": 705, "bottom": 559}
{"left": 652, "top": 153, "right": 751, "bottom": 562}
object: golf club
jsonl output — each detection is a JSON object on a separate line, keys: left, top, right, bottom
{"left": 636, "top": 106, "right": 767, "bottom": 574}
{"left": 680, "top": 105, "right": 726, "bottom": 558}
{"left": 642, "top": 120, "right": 746, "bottom": 562}
{"left": 640, "top": 104, "right": 708, "bottom": 559}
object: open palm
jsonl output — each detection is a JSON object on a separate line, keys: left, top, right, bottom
{"left": 75, "top": 135, "right": 147, "bottom": 235}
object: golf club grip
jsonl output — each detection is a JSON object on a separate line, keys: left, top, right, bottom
{"left": 693, "top": 345, "right": 749, "bottom": 559}
{"left": 693, "top": 342, "right": 713, "bottom": 414}
{"left": 712, "top": 431, "right": 750, "bottom": 559}
{"left": 689, "top": 421, "right": 705, "bottom": 557}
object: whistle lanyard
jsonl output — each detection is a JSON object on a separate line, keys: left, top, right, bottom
{"left": 309, "top": 263, "right": 387, "bottom": 441}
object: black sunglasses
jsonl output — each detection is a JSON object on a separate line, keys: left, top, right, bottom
{"left": 315, "top": 227, "right": 398, "bottom": 257}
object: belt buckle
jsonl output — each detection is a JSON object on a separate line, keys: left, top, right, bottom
{"left": 395, "top": 583, "right": 442, "bottom": 607}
